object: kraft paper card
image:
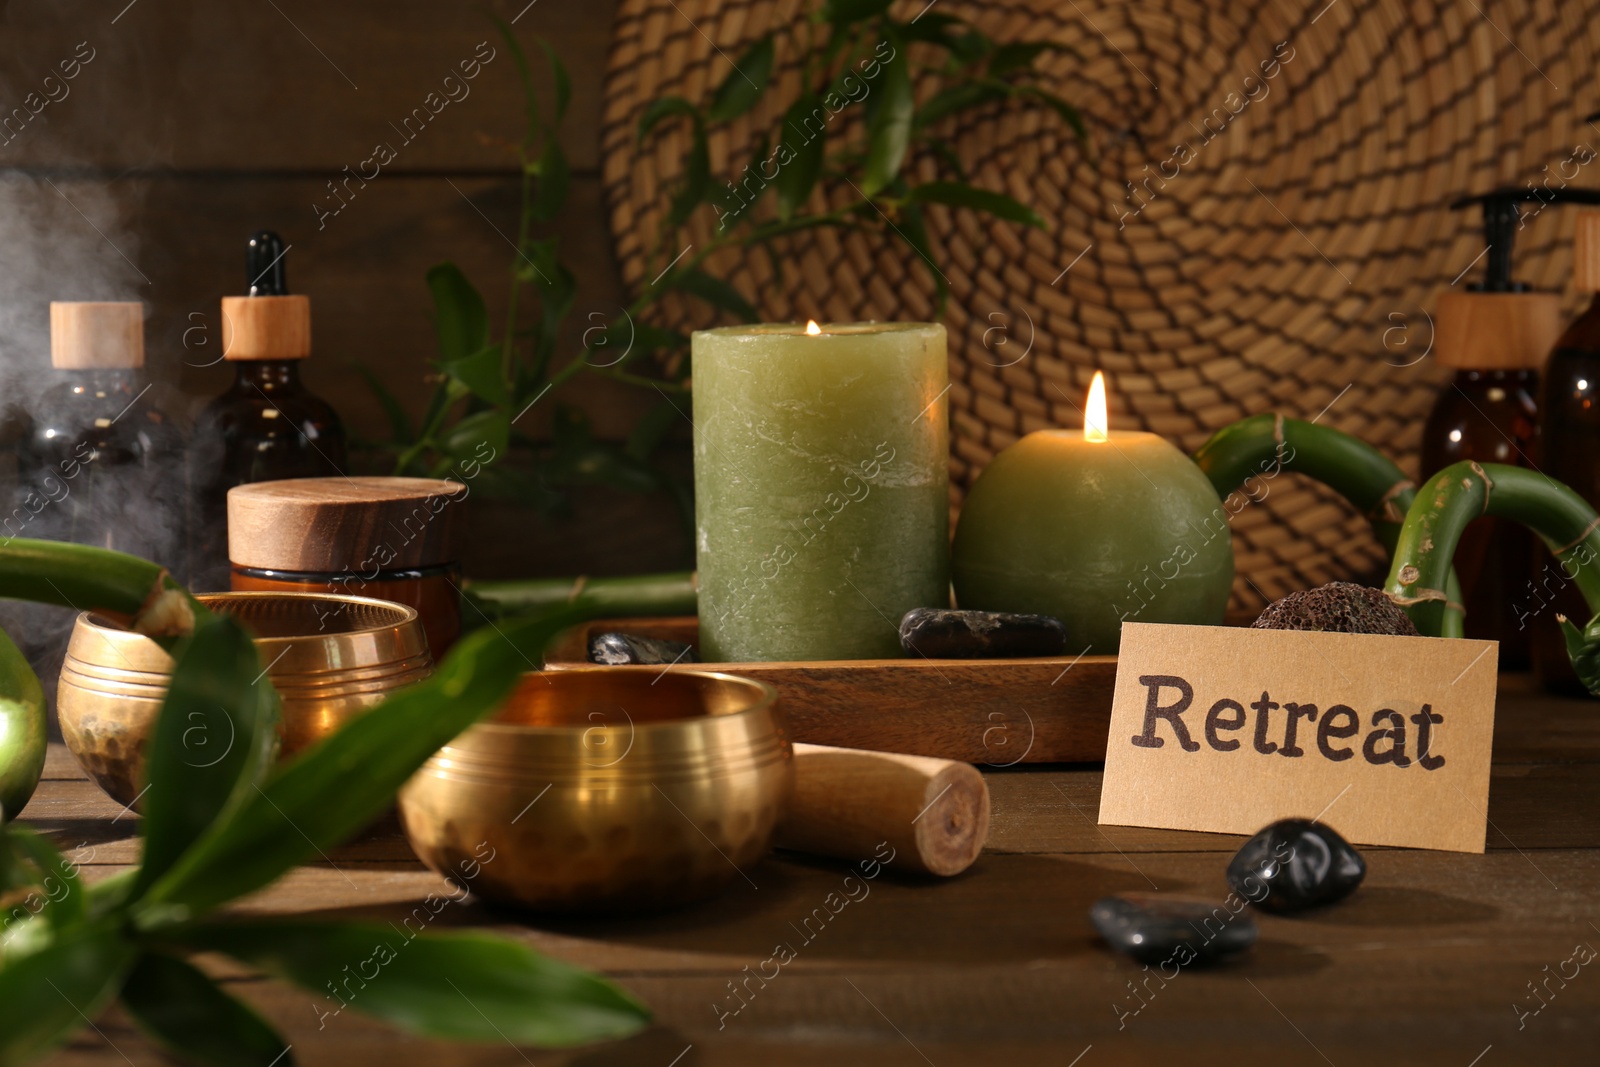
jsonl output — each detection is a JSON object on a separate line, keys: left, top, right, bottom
{"left": 1098, "top": 622, "right": 1498, "bottom": 853}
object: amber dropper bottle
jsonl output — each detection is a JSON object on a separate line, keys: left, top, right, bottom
{"left": 188, "top": 231, "right": 347, "bottom": 591}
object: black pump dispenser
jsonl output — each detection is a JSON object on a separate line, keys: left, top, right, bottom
{"left": 1450, "top": 187, "right": 1600, "bottom": 293}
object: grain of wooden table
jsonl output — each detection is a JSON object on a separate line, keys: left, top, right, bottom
{"left": 22, "top": 676, "right": 1600, "bottom": 1066}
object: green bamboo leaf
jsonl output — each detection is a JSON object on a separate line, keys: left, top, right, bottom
{"left": 351, "top": 364, "right": 416, "bottom": 444}
{"left": 897, "top": 202, "right": 948, "bottom": 312}
{"left": 643, "top": 323, "right": 691, "bottom": 350}
{"left": 536, "top": 38, "right": 572, "bottom": 120}
{"left": 439, "top": 345, "right": 510, "bottom": 408}
{"left": 530, "top": 128, "right": 569, "bottom": 221}
{"left": 667, "top": 268, "right": 757, "bottom": 321}
{"left": 988, "top": 42, "right": 1052, "bottom": 76}
{"left": 668, "top": 120, "right": 711, "bottom": 230}
{"left": 949, "top": 29, "right": 994, "bottom": 65}
{"left": 491, "top": 16, "right": 540, "bottom": 150}
{"left": 745, "top": 213, "right": 853, "bottom": 244}
{"left": 0, "top": 925, "right": 134, "bottom": 1066}
{"left": 169, "top": 920, "right": 648, "bottom": 1047}
{"left": 121, "top": 952, "right": 292, "bottom": 1067}
{"left": 924, "top": 138, "right": 968, "bottom": 182}
{"left": 0, "top": 625, "right": 45, "bottom": 824}
{"left": 707, "top": 35, "right": 774, "bottom": 123}
{"left": 626, "top": 399, "right": 681, "bottom": 461}
{"left": 1018, "top": 84, "right": 1088, "bottom": 141}
{"left": 775, "top": 94, "right": 826, "bottom": 220}
{"left": 861, "top": 32, "right": 912, "bottom": 197}
{"left": 137, "top": 607, "right": 586, "bottom": 922}
{"left": 896, "top": 13, "right": 966, "bottom": 45}
{"left": 906, "top": 180, "right": 1046, "bottom": 228}
{"left": 636, "top": 96, "right": 697, "bottom": 141}
{"left": 426, "top": 264, "right": 490, "bottom": 364}
{"left": 914, "top": 82, "right": 1007, "bottom": 129}
{"left": 133, "top": 617, "right": 279, "bottom": 900}
{"left": 5, "top": 826, "right": 85, "bottom": 934}
{"left": 440, "top": 409, "right": 510, "bottom": 461}
{"left": 825, "top": 0, "right": 893, "bottom": 24}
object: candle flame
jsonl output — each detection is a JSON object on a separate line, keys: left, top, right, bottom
{"left": 1084, "top": 371, "right": 1109, "bottom": 443}
{"left": 805, "top": 320, "right": 822, "bottom": 335}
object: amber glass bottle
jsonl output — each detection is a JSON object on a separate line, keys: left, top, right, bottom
{"left": 1420, "top": 367, "right": 1541, "bottom": 669}
{"left": 1533, "top": 212, "right": 1600, "bottom": 692}
{"left": 189, "top": 232, "right": 346, "bottom": 590}
{"left": 1424, "top": 189, "right": 1600, "bottom": 670}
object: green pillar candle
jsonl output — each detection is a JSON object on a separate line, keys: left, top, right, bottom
{"left": 693, "top": 322, "right": 949, "bottom": 662}
{"left": 951, "top": 373, "right": 1233, "bottom": 653}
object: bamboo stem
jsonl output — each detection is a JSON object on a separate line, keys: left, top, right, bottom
{"left": 1385, "top": 464, "right": 1600, "bottom": 691}
{"left": 0, "top": 539, "right": 207, "bottom": 643}
{"left": 463, "top": 571, "right": 698, "bottom": 623}
{"left": 1192, "top": 414, "right": 1466, "bottom": 637}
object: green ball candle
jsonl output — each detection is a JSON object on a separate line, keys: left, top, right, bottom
{"left": 951, "top": 373, "right": 1233, "bottom": 653}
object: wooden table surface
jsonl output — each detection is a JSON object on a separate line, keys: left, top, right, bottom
{"left": 23, "top": 675, "right": 1600, "bottom": 1066}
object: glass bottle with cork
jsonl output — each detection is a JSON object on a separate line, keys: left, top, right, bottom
{"left": 1424, "top": 189, "right": 1600, "bottom": 668}
{"left": 188, "top": 231, "right": 347, "bottom": 591}
{"left": 18, "top": 301, "right": 178, "bottom": 558}
{"left": 1534, "top": 207, "right": 1600, "bottom": 692}
{"left": 9, "top": 301, "right": 178, "bottom": 688}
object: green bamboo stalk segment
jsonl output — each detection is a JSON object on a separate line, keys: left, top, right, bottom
{"left": 1385, "top": 461, "right": 1600, "bottom": 693}
{"left": 463, "top": 571, "right": 697, "bottom": 623}
{"left": 0, "top": 627, "right": 45, "bottom": 823}
{"left": 1192, "top": 413, "right": 1466, "bottom": 637}
{"left": 0, "top": 539, "right": 206, "bottom": 642}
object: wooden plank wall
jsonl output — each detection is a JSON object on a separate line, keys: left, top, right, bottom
{"left": 0, "top": 0, "right": 692, "bottom": 578}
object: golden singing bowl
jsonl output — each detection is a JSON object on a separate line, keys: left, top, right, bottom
{"left": 58, "top": 592, "right": 432, "bottom": 807}
{"left": 398, "top": 669, "right": 792, "bottom": 913}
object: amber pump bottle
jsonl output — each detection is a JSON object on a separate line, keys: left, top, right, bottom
{"left": 1532, "top": 209, "right": 1600, "bottom": 692}
{"left": 1425, "top": 188, "right": 1600, "bottom": 669}
{"left": 189, "top": 232, "right": 347, "bottom": 591}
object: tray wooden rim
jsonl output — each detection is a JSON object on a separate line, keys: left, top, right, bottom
{"left": 543, "top": 616, "right": 1119, "bottom": 673}
{"left": 543, "top": 617, "right": 1119, "bottom": 765}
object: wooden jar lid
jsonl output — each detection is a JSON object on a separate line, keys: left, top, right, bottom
{"left": 1433, "top": 291, "right": 1560, "bottom": 370}
{"left": 1576, "top": 211, "right": 1600, "bottom": 293}
{"left": 50, "top": 302, "right": 144, "bottom": 369}
{"left": 227, "top": 477, "right": 468, "bottom": 573}
{"left": 221, "top": 295, "right": 311, "bottom": 360}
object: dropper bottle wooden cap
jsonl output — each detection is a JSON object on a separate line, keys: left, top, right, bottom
{"left": 221, "top": 231, "right": 311, "bottom": 361}
{"left": 49, "top": 302, "right": 144, "bottom": 369}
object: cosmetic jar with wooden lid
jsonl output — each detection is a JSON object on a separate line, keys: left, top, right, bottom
{"left": 227, "top": 477, "right": 468, "bottom": 655}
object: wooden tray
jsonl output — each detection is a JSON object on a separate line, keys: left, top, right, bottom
{"left": 544, "top": 617, "right": 1117, "bottom": 765}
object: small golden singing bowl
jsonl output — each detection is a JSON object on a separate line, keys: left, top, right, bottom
{"left": 398, "top": 669, "right": 792, "bottom": 913}
{"left": 58, "top": 592, "right": 432, "bottom": 807}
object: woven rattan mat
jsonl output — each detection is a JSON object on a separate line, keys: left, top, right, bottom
{"left": 601, "top": 0, "right": 1596, "bottom": 609}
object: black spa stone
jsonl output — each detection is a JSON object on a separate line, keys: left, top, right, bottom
{"left": 898, "top": 608, "right": 1069, "bottom": 658}
{"left": 1227, "top": 818, "right": 1367, "bottom": 914}
{"left": 587, "top": 633, "right": 698, "bottom": 666}
{"left": 1090, "top": 895, "right": 1257, "bottom": 967}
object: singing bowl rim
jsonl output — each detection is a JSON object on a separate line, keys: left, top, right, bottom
{"left": 466, "top": 668, "right": 780, "bottom": 737}
{"left": 68, "top": 591, "right": 427, "bottom": 676}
